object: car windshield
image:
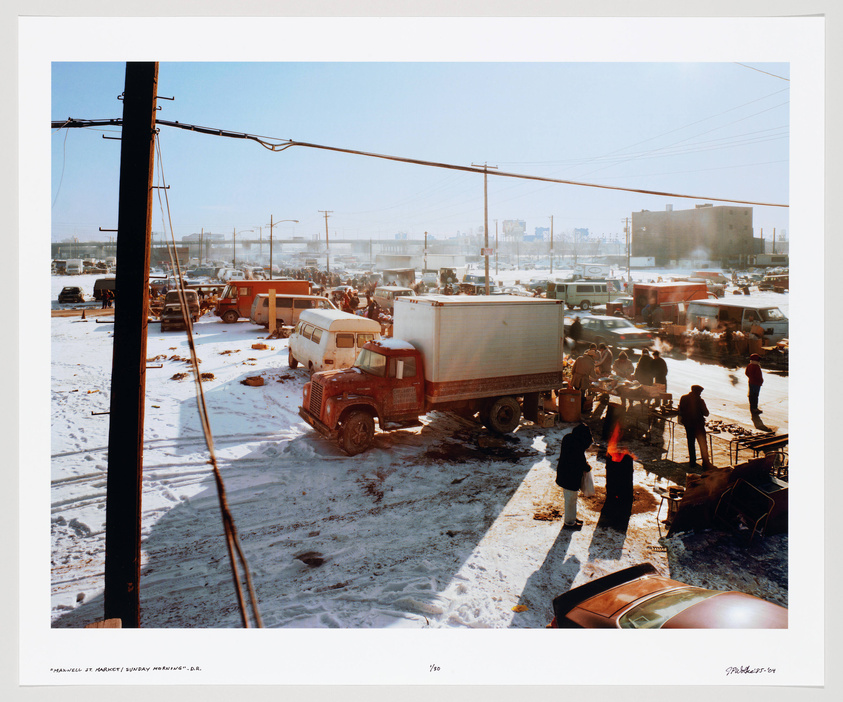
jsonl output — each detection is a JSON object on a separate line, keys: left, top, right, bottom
{"left": 618, "top": 587, "right": 719, "bottom": 629}
{"left": 354, "top": 348, "right": 387, "bottom": 377}
{"left": 759, "top": 308, "right": 786, "bottom": 321}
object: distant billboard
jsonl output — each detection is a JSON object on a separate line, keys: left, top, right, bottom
{"left": 502, "top": 219, "right": 526, "bottom": 239}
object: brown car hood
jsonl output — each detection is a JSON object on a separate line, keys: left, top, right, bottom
{"left": 662, "top": 592, "right": 787, "bottom": 629}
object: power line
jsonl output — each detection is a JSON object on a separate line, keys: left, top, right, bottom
{"left": 734, "top": 63, "right": 790, "bottom": 81}
{"left": 52, "top": 117, "right": 789, "bottom": 208}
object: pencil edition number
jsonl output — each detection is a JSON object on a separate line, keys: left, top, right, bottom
{"left": 429, "top": 664, "right": 440, "bottom": 672}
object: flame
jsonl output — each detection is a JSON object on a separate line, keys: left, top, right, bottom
{"left": 607, "top": 422, "right": 636, "bottom": 461}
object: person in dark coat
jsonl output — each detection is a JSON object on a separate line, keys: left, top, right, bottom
{"left": 650, "top": 349, "right": 668, "bottom": 406}
{"left": 745, "top": 353, "right": 764, "bottom": 415}
{"left": 569, "top": 316, "right": 582, "bottom": 349}
{"left": 678, "top": 385, "right": 711, "bottom": 469}
{"left": 634, "top": 348, "right": 654, "bottom": 385}
{"left": 556, "top": 422, "right": 593, "bottom": 530}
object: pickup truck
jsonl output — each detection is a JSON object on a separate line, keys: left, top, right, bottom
{"left": 298, "top": 295, "right": 567, "bottom": 455}
{"left": 160, "top": 290, "right": 200, "bottom": 331}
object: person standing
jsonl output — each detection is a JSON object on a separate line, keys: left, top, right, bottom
{"left": 745, "top": 353, "right": 764, "bottom": 415}
{"left": 634, "top": 348, "right": 654, "bottom": 385}
{"left": 595, "top": 343, "right": 613, "bottom": 377}
{"left": 556, "top": 422, "right": 593, "bottom": 530}
{"left": 569, "top": 316, "right": 582, "bottom": 350}
{"left": 571, "top": 346, "right": 597, "bottom": 411}
{"left": 678, "top": 385, "right": 711, "bottom": 469}
{"left": 613, "top": 351, "right": 634, "bottom": 379}
{"left": 651, "top": 349, "right": 668, "bottom": 389}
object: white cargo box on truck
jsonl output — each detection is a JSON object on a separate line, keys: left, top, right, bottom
{"left": 393, "top": 295, "right": 565, "bottom": 402}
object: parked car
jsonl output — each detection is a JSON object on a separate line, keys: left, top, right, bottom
{"left": 160, "top": 290, "right": 200, "bottom": 332}
{"left": 499, "top": 285, "right": 531, "bottom": 297}
{"left": 525, "top": 278, "right": 548, "bottom": 291}
{"left": 549, "top": 563, "right": 787, "bottom": 629}
{"left": 564, "top": 314, "right": 653, "bottom": 351}
{"left": 58, "top": 286, "right": 85, "bottom": 303}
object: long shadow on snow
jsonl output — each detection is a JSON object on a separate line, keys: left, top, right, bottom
{"left": 166, "top": 365, "right": 308, "bottom": 456}
{"left": 53, "top": 412, "right": 543, "bottom": 628}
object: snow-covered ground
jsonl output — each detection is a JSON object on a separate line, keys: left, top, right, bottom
{"left": 33, "top": 268, "right": 815, "bottom": 685}
{"left": 48, "top": 270, "right": 791, "bottom": 622}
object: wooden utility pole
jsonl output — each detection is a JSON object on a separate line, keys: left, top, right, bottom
{"left": 495, "top": 220, "right": 498, "bottom": 275}
{"left": 471, "top": 163, "right": 497, "bottom": 294}
{"left": 104, "top": 62, "right": 159, "bottom": 628}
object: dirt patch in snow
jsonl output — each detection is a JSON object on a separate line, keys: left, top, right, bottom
{"left": 420, "top": 433, "right": 537, "bottom": 464}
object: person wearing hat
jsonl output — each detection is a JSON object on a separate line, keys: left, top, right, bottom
{"left": 555, "top": 421, "right": 593, "bottom": 530}
{"left": 571, "top": 345, "right": 598, "bottom": 412}
{"left": 678, "top": 385, "right": 711, "bottom": 469}
{"left": 745, "top": 354, "right": 764, "bottom": 415}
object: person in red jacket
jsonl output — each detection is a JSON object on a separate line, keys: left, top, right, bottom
{"left": 745, "top": 353, "right": 764, "bottom": 415}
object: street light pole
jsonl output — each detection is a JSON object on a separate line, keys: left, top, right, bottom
{"left": 266, "top": 217, "right": 299, "bottom": 279}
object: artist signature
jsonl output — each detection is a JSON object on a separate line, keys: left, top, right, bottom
{"left": 725, "top": 666, "right": 776, "bottom": 676}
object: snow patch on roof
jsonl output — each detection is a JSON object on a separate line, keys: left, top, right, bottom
{"left": 371, "top": 338, "right": 416, "bottom": 351}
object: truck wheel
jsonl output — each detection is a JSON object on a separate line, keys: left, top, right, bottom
{"left": 486, "top": 396, "right": 521, "bottom": 434}
{"left": 339, "top": 410, "right": 375, "bottom": 455}
{"left": 288, "top": 350, "right": 298, "bottom": 369}
{"left": 580, "top": 300, "right": 591, "bottom": 310}
{"left": 222, "top": 310, "right": 238, "bottom": 324}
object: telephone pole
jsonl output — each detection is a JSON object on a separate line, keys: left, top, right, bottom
{"left": 549, "top": 215, "right": 554, "bottom": 275}
{"left": 471, "top": 163, "right": 497, "bottom": 294}
{"left": 104, "top": 61, "right": 159, "bottom": 628}
{"left": 319, "top": 210, "right": 333, "bottom": 275}
{"left": 623, "top": 217, "right": 631, "bottom": 287}
{"left": 494, "top": 219, "right": 498, "bottom": 275}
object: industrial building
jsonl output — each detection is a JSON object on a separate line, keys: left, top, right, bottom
{"left": 631, "top": 204, "right": 761, "bottom": 267}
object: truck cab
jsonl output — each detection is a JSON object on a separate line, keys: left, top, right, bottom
{"left": 299, "top": 339, "right": 424, "bottom": 455}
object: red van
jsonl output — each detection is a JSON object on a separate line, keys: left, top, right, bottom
{"left": 215, "top": 278, "right": 312, "bottom": 323}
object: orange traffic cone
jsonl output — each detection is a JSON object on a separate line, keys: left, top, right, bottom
{"left": 81, "top": 310, "right": 86, "bottom": 320}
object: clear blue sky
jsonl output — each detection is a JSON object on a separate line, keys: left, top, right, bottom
{"left": 51, "top": 61, "right": 790, "bottom": 244}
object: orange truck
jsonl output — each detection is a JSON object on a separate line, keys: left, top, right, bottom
{"left": 630, "top": 282, "right": 711, "bottom": 325}
{"left": 215, "top": 278, "right": 312, "bottom": 323}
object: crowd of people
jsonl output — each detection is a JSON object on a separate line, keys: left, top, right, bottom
{"left": 555, "top": 347, "right": 767, "bottom": 528}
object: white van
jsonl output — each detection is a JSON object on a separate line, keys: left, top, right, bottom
{"left": 686, "top": 300, "right": 788, "bottom": 342}
{"left": 288, "top": 309, "right": 382, "bottom": 372}
{"left": 249, "top": 293, "right": 336, "bottom": 328}
{"left": 372, "top": 286, "right": 415, "bottom": 312}
{"left": 547, "top": 280, "right": 612, "bottom": 310}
